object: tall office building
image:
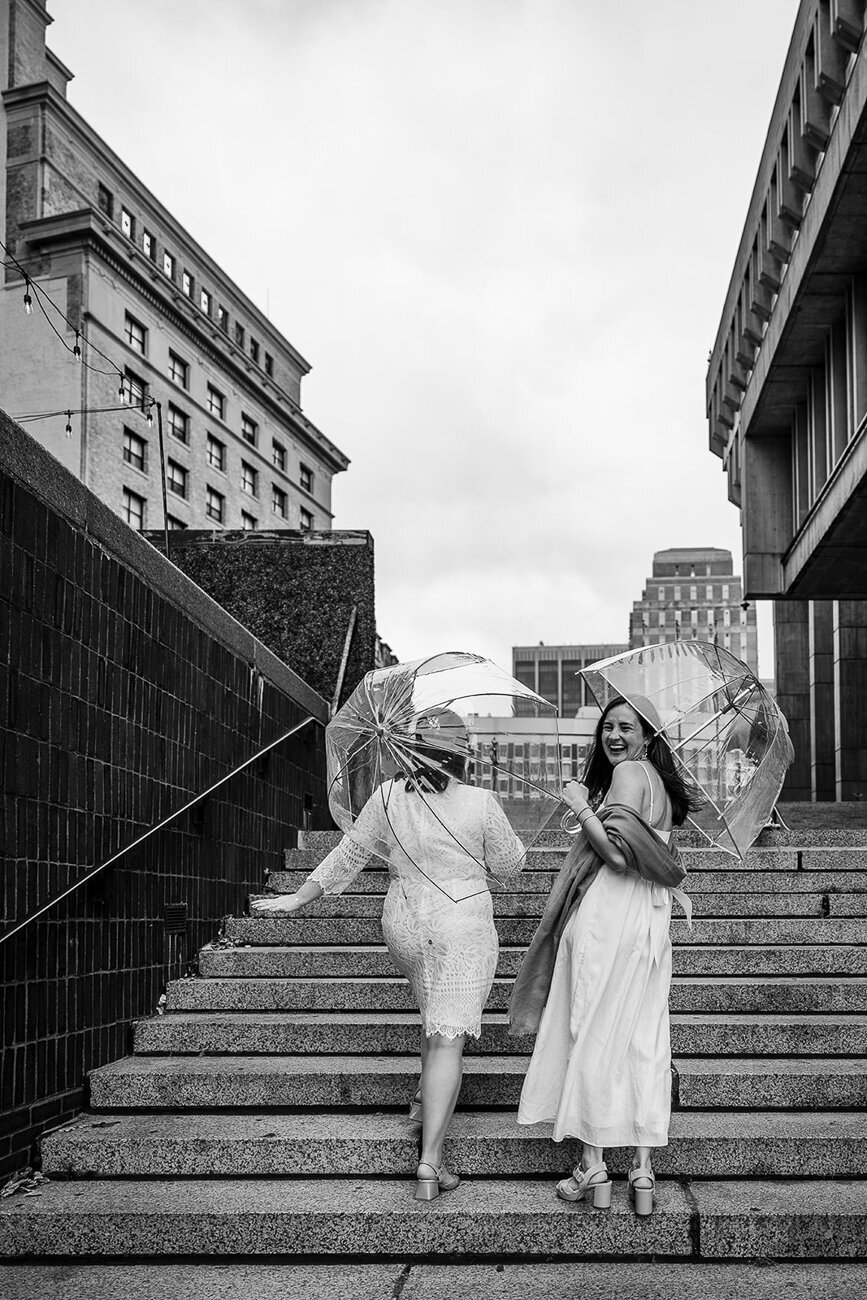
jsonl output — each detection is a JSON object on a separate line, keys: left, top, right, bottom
{"left": 0, "top": 1, "right": 349, "bottom": 535}
{"left": 628, "top": 548, "right": 759, "bottom": 673}
{"left": 704, "top": 0, "right": 867, "bottom": 798}
{"left": 512, "top": 643, "right": 629, "bottom": 716}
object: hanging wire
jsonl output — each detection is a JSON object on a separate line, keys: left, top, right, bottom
{"left": 0, "top": 235, "right": 128, "bottom": 381}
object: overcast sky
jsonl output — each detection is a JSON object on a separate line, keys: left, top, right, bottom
{"left": 50, "top": 0, "right": 799, "bottom": 675}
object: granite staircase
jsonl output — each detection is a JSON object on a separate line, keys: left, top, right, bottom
{"left": 2, "top": 818, "right": 867, "bottom": 1279}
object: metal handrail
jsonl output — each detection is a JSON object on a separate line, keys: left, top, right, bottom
{"left": 0, "top": 714, "right": 319, "bottom": 948}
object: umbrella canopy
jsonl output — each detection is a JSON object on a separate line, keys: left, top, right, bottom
{"left": 326, "top": 651, "right": 561, "bottom": 898}
{"left": 580, "top": 640, "right": 794, "bottom": 859}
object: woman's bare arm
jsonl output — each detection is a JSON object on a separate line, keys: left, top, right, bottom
{"left": 561, "top": 763, "right": 648, "bottom": 870}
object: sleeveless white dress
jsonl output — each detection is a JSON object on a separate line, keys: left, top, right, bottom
{"left": 517, "top": 766, "right": 676, "bottom": 1147}
{"left": 308, "top": 779, "right": 525, "bottom": 1039}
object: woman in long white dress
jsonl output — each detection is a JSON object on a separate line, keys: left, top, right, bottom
{"left": 252, "top": 710, "right": 525, "bottom": 1200}
{"left": 516, "top": 697, "right": 699, "bottom": 1215}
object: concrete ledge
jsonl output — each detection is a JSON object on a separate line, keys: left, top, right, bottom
{"left": 693, "top": 1180, "right": 867, "bottom": 1259}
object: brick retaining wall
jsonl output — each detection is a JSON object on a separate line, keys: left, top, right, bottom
{"left": 0, "top": 410, "right": 330, "bottom": 1177}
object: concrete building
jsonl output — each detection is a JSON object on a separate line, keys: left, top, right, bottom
{"left": 705, "top": 0, "right": 867, "bottom": 799}
{"left": 629, "top": 547, "right": 759, "bottom": 674}
{"left": 0, "top": 0, "right": 348, "bottom": 536}
{"left": 512, "top": 643, "right": 629, "bottom": 716}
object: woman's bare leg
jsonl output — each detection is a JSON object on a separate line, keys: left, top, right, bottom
{"left": 581, "top": 1143, "right": 604, "bottom": 1171}
{"left": 418, "top": 1032, "right": 465, "bottom": 1170}
{"left": 633, "top": 1145, "right": 653, "bottom": 1171}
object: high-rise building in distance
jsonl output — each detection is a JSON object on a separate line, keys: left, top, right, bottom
{"left": 629, "top": 547, "right": 758, "bottom": 673}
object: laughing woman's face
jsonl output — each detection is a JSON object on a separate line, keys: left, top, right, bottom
{"left": 601, "top": 703, "right": 647, "bottom": 767}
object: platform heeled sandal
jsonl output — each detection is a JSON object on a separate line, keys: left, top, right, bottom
{"left": 628, "top": 1165, "right": 655, "bottom": 1216}
{"left": 414, "top": 1161, "right": 460, "bottom": 1201}
{"left": 407, "top": 1090, "right": 422, "bottom": 1124}
{"left": 555, "top": 1159, "right": 612, "bottom": 1208}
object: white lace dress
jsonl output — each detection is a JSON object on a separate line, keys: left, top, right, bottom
{"left": 308, "top": 779, "right": 525, "bottom": 1039}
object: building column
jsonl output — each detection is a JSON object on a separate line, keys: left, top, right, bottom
{"left": 833, "top": 601, "right": 867, "bottom": 800}
{"left": 773, "top": 600, "right": 812, "bottom": 800}
{"left": 808, "top": 601, "right": 836, "bottom": 801}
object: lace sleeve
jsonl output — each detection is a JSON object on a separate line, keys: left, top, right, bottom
{"left": 482, "top": 793, "right": 526, "bottom": 877}
{"left": 308, "top": 833, "right": 377, "bottom": 896}
{"left": 307, "top": 786, "right": 387, "bottom": 896}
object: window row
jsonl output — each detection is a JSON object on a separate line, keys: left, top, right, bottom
{"left": 655, "top": 584, "right": 734, "bottom": 602}
{"left": 122, "top": 486, "right": 314, "bottom": 532}
{"left": 122, "top": 363, "right": 314, "bottom": 492}
{"left": 100, "top": 184, "right": 275, "bottom": 374}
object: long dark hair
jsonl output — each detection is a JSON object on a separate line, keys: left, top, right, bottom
{"left": 402, "top": 745, "right": 467, "bottom": 794}
{"left": 583, "top": 696, "right": 703, "bottom": 827}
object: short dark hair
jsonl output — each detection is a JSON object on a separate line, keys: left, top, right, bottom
{"left": 583, "top": 696, "right": 703, "bottom": 826}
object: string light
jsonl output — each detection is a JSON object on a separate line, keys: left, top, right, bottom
{"left": 146, "top": 407, "right": 154, "bottom": 427}
{"left": 73, "top": 331, "right": 81, "bottom": 359}
{"left": 23, "top": 281, "right": 33, "bottom": 315}
{"left": 65, "top": 411, "right": 73, "bottom": 438}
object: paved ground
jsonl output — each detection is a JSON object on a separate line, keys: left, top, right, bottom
{"left": 2, "top": 1261, "right": 866, "bottom": 1300}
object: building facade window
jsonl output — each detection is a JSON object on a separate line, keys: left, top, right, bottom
{"left": 241, "top": 461, "right": 258, "bottom": 496}
{"left": 122, "top": 428, "right": 147, "bottom": 472}
{"left": 167, "top": 403, "right": 189, "bottom": 443}
{"left": 200, "top": 288, "right": 212, "bottom": 316}
{"left": 207, "top": 385, "right": 226, "bottom": 420}
{"left": 299, "top": 463, "right": 314, "bottom": 493}
{"left": 121, "top": 208, "right": 135, "bottom": 240}
{"left": 98, "top": 184, "right": 114, "bottom": 219}
{"left": 706, "top": 585, "right": 714, "bottom": 600}
{"left": 207, "top": 434, "right": 226, "bottom": 471}
{"left": 272, "top": 440, "right": 286, "bottom": 471}
{"left": 206, "top": 486, "right": 224, "bottom": 523}
{"left": 690, "top": 585, "right": 697, "bottom": 601}
{"left": 241, "top": 414, "right": 258, "bottom": 445}
{"left": 168, "top": 351, "right": 189, "bottom": 389}
{"left": 166, "top": 459, "right": 188, "bottom": 499}
{"left": 217, "top": 305, "right": 229, "bottom": 333}
{"left": 234, "top": 321, "right": 245, "bottom": 348}
{"left": 657, "top": 586, "right": 665, "bottom": 601}
{"left": 722, "top": 584, "right": 730, "bottom": 601}
{"left": 121, "top": 367, "right": 147, "bottom": 408}
{"left": 167, "top": 515, "right": 188, "bottom": 530}
{"left": 142, "top": 229, "right": 155, "bottom": 260}
{"left": 272, "top": 485, "right": 287, "bottom": 518}
{"left": 182, "top": 270, "right": 194, "bottom": 297}
{"left": 249, "top": 338, "right": 260, "bottom": 364}
{"left": 163, "top": 250, "right": 176, "bottom": 280}
{"left": 300, "top": 506, "right": 313, "bottom": 531}
{"left": 124, "top": 313, "right": 147, "bottom": 354}
{"left": 241, "top": 511, "right": 258, "bottom": 531}
{"left": 264, "top": 352, "right": 274, "bottom": 377}
{"left": 673, "top": 585, "right": 681, "bottom": 601}
{"left": 122, "top": 487, "right": 146, "bottom": 529}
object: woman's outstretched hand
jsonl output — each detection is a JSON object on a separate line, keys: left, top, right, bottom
{"left": 561, "top": 780, "right": 591, "bottom": 815}
{"left": 250, "top": 894, "right": 305, "bottom": 915}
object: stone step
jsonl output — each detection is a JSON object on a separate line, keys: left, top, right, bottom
{"left": 286, "top": 843, "right": 867, "bottom": 874}
{"left": 8, "top": 1262, "right": 867, "bottom": 1300}
{"left": 132, "top": 1011, "right": 867, "bottom": 1059}
{"left": 1, "top": 1176, "right": 865, "bottom": 1260}
{"left": 300, "top": 823, "right": 867, "bottom": 851}
{"left": 88, "top": 1054, "right": 867, "bottom": 1111}
{"left": 167, "top": 975, "right": 867, "bottom": 1015}
{"left": 225, "top": 915, "right": 864, "bottom": 946}
{"left": 41, "top": 1110, "right": 867, "bottom": 1179}
{"left": 200, "top": 942, "right": 867, "bottom": 979}
{"left": 254, "top": 886, "right": 867, "bottom": 918}
{"left": 271, "top": 866, "right": 867, "bottom": 895}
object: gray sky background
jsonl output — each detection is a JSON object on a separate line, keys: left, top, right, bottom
{"left": 50, "top": 0, "right": 799, "bottom": 674}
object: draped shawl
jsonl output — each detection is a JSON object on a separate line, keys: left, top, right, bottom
{"left": 507, "top": 804, "right": 686, "bottom": 1037}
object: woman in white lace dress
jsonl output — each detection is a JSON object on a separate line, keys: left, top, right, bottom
{"left": 252, "top": 711, "right": 525, "bottom": 1201}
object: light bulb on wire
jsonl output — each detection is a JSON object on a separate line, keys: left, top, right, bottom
{"left": 65, "top": 411, "right": 73, "bottom": 438}
{"left": 73, "top": 331, "right": 81, "bottom": 359}
{"left": 23, "top": 282, "right": 33, "bottom": 315}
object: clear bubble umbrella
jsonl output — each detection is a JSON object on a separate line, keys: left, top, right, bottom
{"left": 326, "top": 650, "right": 562, "bottom": 900}
{"left": 580, "top": 640, "right": 794, "bottom": 859}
